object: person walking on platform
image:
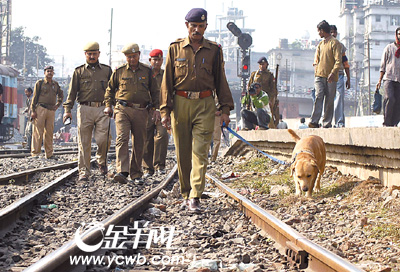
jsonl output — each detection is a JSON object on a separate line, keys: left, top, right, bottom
{"left": 63, "top": 42, "right": 112, "bottom": 181}
{"left": 30, "top": 66, "right": 63, "bottom": 159}
{"left": 298, "top": 117, "right": 308, "bottom": 129}
{"left": 277, "top": 114, "right": 288, "bottom": 129}
{"left": 330, "top": 25, "right": 350, "bottom": 128}
{"left": 309, "top": 20, "right": 341, "bottom": 129}
{"left": 24, "top": 88, "right": 33, "bottom": 151}
{"left": 104, "top": 43, "right": 160, "bottom": 185}
{"left": 160, "top": 8, "right": 234, "bottom": 212}
{"left": 248, "top": 57, "right": 278, "bottom": 128}
{"left": 142, "top": 49, "right": 169, "bottom": 178}
{"left": 377, "top": 27, "right": 400, "bottom": 127}
{"left": 241, "top": 82, "right": 270, "bottom": 130}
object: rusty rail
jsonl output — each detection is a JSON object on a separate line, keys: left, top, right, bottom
{"left": 207, "top": 173, "right": 365, "bottom": 272}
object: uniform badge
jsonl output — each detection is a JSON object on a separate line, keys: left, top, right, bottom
{"left": 201, "top": 14, "right": 205, "bottom": 20}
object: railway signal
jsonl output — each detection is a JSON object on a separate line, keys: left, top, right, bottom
{"left": 227, "top": 22, "right": 253, "bottom": 96}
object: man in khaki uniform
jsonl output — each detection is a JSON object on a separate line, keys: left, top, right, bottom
{"left": 63, "top": 42, "right": 112, "bottom": 181}
{"left": 104, "top": 43, "right": 160, "bottom": 185}
{"left": 23, "top": 87, "right": 33, "bottom": 151}
{"left": 143, "top": 49, "right": 169, "bottom": 177}
{"left": 30, "top": 66, "right": 63, "bottom": 158}
{"left": 160, "top": 8, "right": 234, "bottom": 212}
{"left": 248, "top": 57, "right": 278, "bottom": 127}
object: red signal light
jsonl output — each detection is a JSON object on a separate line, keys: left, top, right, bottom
{"left": 243, "top": 65, "right": 248, "bottom": 70}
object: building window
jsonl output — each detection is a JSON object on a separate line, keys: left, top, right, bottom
{"left": 375, "top": 41, "right": 380, "bottom": 46}
{"left": 390, "top": 15, "right": 400, "bottom": 26}
{"left": 359, "top": 44, "right": 363, "bottom": 49}
{"left": 376, "top": 15, "right": 381, "bottom": 22}
{"left": 375, "top": 67, "right": 380, "bottom": 71}
{"left": 360, "top": 18, "right": 364, "bottom": 25}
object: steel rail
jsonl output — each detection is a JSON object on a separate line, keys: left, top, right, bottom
{"left": 0, "top": 166, "right": 79, "bottom": 236}
{"left": 0, "top": 161, "right": 78, "bottom": 185}
{"left": 24, "top": 164, "right": 178, "bottom": 272}
{"left": 207, "top": 173, "right": 365, "bottom": 272}
{"left": 0, "top": 153, "right": 114, "bottom": 234}
{"left": 0, "top": 146, "right": 117, "bottom": 158}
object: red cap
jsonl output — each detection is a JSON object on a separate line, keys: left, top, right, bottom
{"left": 149, "top": 49, "right": 163, "bottom": 58}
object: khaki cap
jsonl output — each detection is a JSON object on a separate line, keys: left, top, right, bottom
{"left": 83, "top": 42, "right": 99, "bottom": 51}
{"left": 122, "top": 43, "right": 140, "bottom": 54}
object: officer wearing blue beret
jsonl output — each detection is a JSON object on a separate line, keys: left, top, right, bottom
{"left": 160, "top": 8, "right": 234, "bottom": 213}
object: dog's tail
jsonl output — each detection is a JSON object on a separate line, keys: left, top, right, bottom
{"left": 288, "top": 129, "right": 301, "bottom": 142}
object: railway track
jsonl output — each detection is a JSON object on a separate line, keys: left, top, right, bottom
{"left": 0, "top": 146, "right": 117, "bottom": 159}
{"left": 0, "top": 154, "right": 370, "bottom": 272}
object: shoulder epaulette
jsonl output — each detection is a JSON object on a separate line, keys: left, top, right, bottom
{"left": 75, "top": 64, "right": 85, "bottom": 70}
{"left": 116, "top": 63, "right": 127, "bottom": 70}
{"left": 100, "top": 63, "right": 111, "bottom": 68}
{"left": 208, "top": 40, "right": 221, "bottom": 48}
{"left": 171, "top": 38, "right": 184, "bottom": 45}
{"left": 140, "top": 62, "right": 151, "bottom": 70}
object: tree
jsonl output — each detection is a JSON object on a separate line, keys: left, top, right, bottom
{"left": 289, "top": 40, "right": 303, "bottom": 50}
{"left": 9, "top": 27, "right": 52, "bottom": 76}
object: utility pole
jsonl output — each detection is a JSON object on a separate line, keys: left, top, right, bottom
{"left": 285, "top": 59, "right": 289, "bottom": 115}
{"left": 36, "top": 43, "right": 39, "bottom": 81}
{"left": 108, "top": 8, "right": 113, "bottom": 67}
{"left": 23, "top": 38, "right": 26, "bottom": 79}
{"left": 354, "top": 62, "right": 358, "bottom": 116}
{"left": 367, "top": 37, "right": 371, "bottom": 115}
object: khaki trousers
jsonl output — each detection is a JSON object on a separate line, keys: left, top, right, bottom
{"left": 115, "top": 104, "right": 148, "bottom": 179}
{"left": 211, "top": 115, "right": 222, "bottom": 161}
{"left": 143, "top": 113, "right": 169, "bottom": 173}
{"left": 171, "top": 95, "right": 215, "bottom": 199}
{"left": 31, "top": 105, "right": 55, "bottom": 158}
{"left": 77, "top": 105, "right": 111, "bottom": 176}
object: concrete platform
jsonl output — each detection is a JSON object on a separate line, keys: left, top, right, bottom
{"left": 225, "top": 127, "right": 400, "bottom": 187}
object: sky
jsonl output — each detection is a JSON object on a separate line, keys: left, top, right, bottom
{"left": 12, "top": 0, "right": 342, "bottom": 75}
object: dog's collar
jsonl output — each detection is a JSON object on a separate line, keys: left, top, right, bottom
{"left": 291, "top": 150, "right": 315, "bottom": 165}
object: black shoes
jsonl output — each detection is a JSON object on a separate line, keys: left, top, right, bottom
{"left": 188, "top": 198, "right": 201, "bottom": 213}
{"left": 308, "top": 122, "right": 319, "bottom": 128}
{"left": 78, "top": 174, "right": 89, "bottom": 182}
{"left": 113, "top": 172, "right": 128, "bottom": 184}
{"left": 99, "top": 165, "right": 108, "bottom": 175}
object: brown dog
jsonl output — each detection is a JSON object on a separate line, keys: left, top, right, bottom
{"left": 288, "top": 129, "right": 326, "bottom": 197}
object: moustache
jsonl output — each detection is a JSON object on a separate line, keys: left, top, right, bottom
{"left": 192, "top": 32, "right": 201, "bottom": 35}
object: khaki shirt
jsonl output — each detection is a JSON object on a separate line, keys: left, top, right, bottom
{"left": 63, "top": 62, "right": 112, "bottom": 113}
{"left": 160, "top": 36, "right": 234, "bottom": 117}
{"left": 104, "top": 62, "right": 159, "bottom": 108}
{"left": 31, "top": 78, "right": 63, "bottom": 112}
{"left": 313, "top": 36, "right": 342, "bottom": 82}
{"left": 248, "top": 69, "right": 277, "bottom": 99}
{"left": 153, "top": 69, "right": 164, "bottom": 90}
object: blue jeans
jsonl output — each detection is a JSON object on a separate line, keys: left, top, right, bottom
{"left": 310, "top": 76, "right": 337, "bottom": 128}
{"left": 241, "top": 108, "right": 270, "bottom": 129}
{"left": 334, "top": 74, "right": 345, "bottom": 127}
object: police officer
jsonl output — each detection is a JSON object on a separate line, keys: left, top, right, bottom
{"left": 24, "top": 87, "right": 33, "bottom": 151}
{"left": 63, "top": 42, "right": 112, "bottom": 181}
{"left": 142, "top": 49, "right": 169, "bottom": 177}
{"left": 248, "top": 57, "right": 278, "bottom": 127}
{"left": 160, "top": 8, "right": 234, "bottom": 212}
{"left": 30, "top": 66, "right": 63, "bottom": 158}
{"left": 104, "top": 43, "right": 160, "bottom": 184}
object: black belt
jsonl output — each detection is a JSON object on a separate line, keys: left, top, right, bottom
{"left": 117, "top": 100, "right": 147, "bottom": 108}
{"left": 79, "top": 101, "right": 105, "bottom": 107}
{"left": 39, "top": 103, "right": 51, "bottom": 109}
